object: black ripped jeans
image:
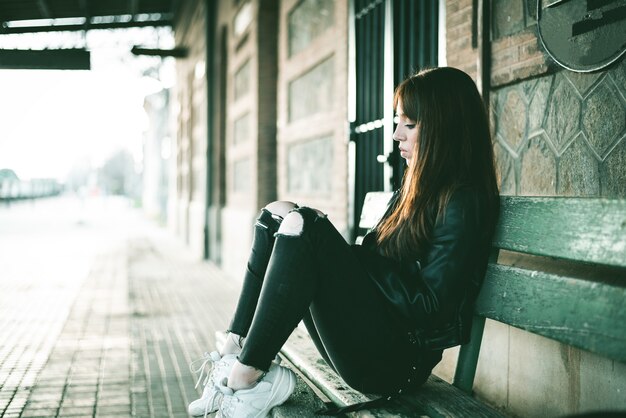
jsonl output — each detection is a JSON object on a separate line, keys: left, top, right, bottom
{"left": 227, "top": 206, "right": 441, "bottom": 395}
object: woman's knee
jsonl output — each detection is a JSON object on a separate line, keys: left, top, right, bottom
{"left": 277, "top": 212, "right": 304, "bottom": 236}
{"left": 276, "top": 207, "right": 326, "bottom": 236}
{"left": 264, "top": 201, "right": 297, "bottom": 219}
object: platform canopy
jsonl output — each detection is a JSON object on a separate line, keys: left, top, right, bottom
{"left": 0, "top": 0, "right": 180, "bottom": 69}
{"left": 0, "top": 0, "right": 178, "bottom": 34}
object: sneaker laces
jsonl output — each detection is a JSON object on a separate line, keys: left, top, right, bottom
{"left": 216, "top": 379, "right": 237, "bottom": 418}
{"left": 190, "top": 349, "right": 281, "bottom": 390}
{"left": 203, "top": 390, "right": 224, "bottom": 418}
{"left": 189, "top": 351, "right": 222, "bottom": 389}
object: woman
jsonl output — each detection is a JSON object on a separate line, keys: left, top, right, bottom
{"left": 188, "top": 67, "right": 499, "bottom": 418}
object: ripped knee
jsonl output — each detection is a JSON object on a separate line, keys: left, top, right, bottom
{"left": 277, "top": 212, "right": 304, "bottom": 236}
{"left": 276, "top": 207, "right": 326, "bottom": 237}
{"left": 264, "top": 201, "right": 297, "bottom": 220}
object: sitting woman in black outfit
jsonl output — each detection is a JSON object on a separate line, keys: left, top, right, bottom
{"left": 188, "top": 66, "right": 500, "bottom": 418}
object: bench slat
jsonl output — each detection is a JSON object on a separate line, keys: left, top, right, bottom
{"left": 400, "top": 375, "right": 506, "bottom": 418}
{"left": 494, "top": 197, "right": 626, "bottom": 267}
{"left": 476, "top": 263, "right": 626, "bottom": 362}
{"left": 359, "top": 192, "right": 395, "bottom": 230}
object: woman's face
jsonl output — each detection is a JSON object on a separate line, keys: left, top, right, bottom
{"left": 393, "top": 100, "right": 418, "bottom": 163}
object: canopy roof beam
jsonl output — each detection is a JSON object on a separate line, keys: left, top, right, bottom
{"left": 0, "top": 16, "right": 173, "bottom": 35}
{"left": 0, "top": 49, "right": 90, "bottom": 70}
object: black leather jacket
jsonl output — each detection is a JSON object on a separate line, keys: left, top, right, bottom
{"left": 356, "top": 186, "right": 494, "bottom": 351}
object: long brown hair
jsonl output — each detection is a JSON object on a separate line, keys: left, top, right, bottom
{"left": 376, "top": 67, "right": 499, "bottom": 261}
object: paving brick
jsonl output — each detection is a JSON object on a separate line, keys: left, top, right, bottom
{"left": 98, "top": 396, "right": 131, "bottom": 406}
{"left": 24, "top": 399, "right": 61, "bottom": 408}
{"left": 97, "top": 415, "right": 131, "bottom": 418}
{"left": 20, "top": 407, "right": 59, "bottom": 417}
{"left": 58, "top": 405, "right": 96, "bottom": 415}
{"left": 62, "top": 398, "right": 97, "bottom": 408}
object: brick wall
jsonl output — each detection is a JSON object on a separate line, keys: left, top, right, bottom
{"left": 445, "top": 0, "right": 477, "bottom": 81}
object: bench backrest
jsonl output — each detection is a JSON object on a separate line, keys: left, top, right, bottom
{"left": 357, "top": 192, "right": 395, "bottom": 241}
{"left": 475, "top": 197, "right": 626, "bottom": 360}
{"left": 359, "top": 192, "right": 626, "bottom": 393}
{"left": 459, "top": 196, "right": 626, "bottom": 392}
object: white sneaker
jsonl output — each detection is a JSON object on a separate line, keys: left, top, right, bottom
{"left": 188, "top": 351, "right": 237, "bottom": 417}
{"left": 216, "top": 363, "right": 297, "bottom": 418}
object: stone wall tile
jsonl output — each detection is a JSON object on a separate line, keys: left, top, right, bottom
{"left": 528, "top": 76, "right": 552, "bottom": 134}
{"left": 557, "top": 134, "right": 600, "bottom": 197}
{"left": 609, "top": 57, "right": 626, "bottom": 94}
{"left": 520, "top": 134, "right": 557, "bottom": 195}
{"left": 582, "top": 78, "right": 626, "bottom": 159}
{"left": 498, "top": 88, "right": 527, "bottom": 152}
{"left": 565, "top": 71, "right": 603, "bottom": 97}
{"left": 494, "top": 140, "right": 516, "bottom": 195}
{"left": 544, "top": 74, "right": 582, "bottom": 152}
{"left": 520, "top": 77, "right": 537, "bottom": 101}
{"left": 600, "top": 137, "right": 626, "bottom": 198}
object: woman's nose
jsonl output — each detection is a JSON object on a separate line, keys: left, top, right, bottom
{"left": 392, "top": 126, "right": 403, "bottom": 141}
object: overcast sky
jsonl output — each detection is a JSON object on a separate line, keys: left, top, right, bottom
{"left": 0, "top": 27, "right": 174, "bottom": 181}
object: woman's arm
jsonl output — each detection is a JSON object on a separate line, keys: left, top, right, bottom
{"left": 364, "top": 188, "right": 485, "bottom": 331}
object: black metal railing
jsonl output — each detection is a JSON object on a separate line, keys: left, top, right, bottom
{"left": 351, "top": 0, "right": 438, "bottom": 236}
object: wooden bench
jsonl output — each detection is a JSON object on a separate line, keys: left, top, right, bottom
{"left": 220, "top": 193, "right": 626, "bottom": 416}
{"left": 287, "top": 194, "right": 626, "bottom": 416}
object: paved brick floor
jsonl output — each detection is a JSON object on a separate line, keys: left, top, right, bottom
{"left": 4, "top": 236, "right": 243, "bottom": 418}
{"left": 0, "top": 198, "right": 245, "bottom": 418}
{"left": 127, "top": 237, "right": 240, "bottom": 418}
